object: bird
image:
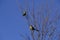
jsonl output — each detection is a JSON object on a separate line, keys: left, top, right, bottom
{"left": 23, "top": 11, "right": 26, "bottom": 16}
{"left": 30, "top": 25, "right": 39, "bottom": 31}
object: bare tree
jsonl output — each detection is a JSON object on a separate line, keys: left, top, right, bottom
{"left": 16, "top": 0, "right": 60, "bottom": 40}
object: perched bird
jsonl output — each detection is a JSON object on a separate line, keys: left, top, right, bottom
{"left": 23, "top": 11, "right": 26, "bottom": 16}
{"left": 30, "top": 25, "right": 39, "bottom": 31}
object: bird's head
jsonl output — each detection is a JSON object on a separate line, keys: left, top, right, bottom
{"left": 30, "top": 25, "right": 32, "bottom": 30}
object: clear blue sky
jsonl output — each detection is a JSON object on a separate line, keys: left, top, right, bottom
{"left": 0, "top": 0, "right": 60, "bottom": 40}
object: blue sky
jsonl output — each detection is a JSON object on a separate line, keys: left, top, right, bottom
{"left": 0, "top": 0, "right": 60, "bottom": 40}
{"left": 0, "top": 0, "right": 23, "bottom": 40}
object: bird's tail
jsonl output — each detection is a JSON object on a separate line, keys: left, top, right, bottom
{"left": 36, "top": 29, "right": 39, "bottom": 31}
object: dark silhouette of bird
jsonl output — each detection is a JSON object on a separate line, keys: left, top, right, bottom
{"left": 30, "top": 25, "right": 39, "bottom": 31}
{"left": 23, "top": 11, "right": 26, "bottom": 16}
